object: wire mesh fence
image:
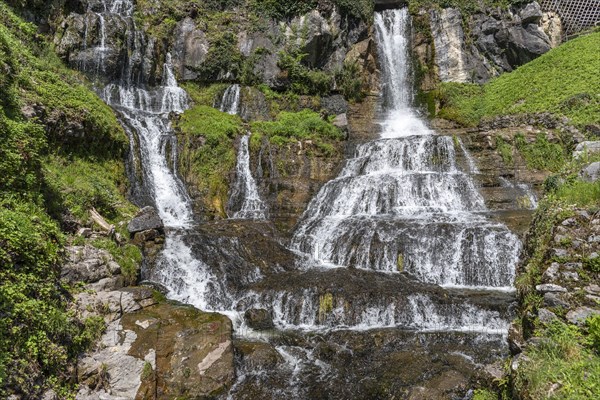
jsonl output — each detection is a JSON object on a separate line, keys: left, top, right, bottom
{"left": 541, "top": 0, "right": 600, "bottom": 37}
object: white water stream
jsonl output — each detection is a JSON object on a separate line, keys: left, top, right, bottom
{"left": 291, "top": 8, "right": 521, "bottom": 291}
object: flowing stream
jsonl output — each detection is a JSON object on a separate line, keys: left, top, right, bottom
{"left": 291, "top": 9, "right": 521, "bottom": 290}
{"left": 80, "top": 2, "right": 520, "bottom": 397}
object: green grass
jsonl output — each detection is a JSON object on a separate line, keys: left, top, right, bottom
{"left": 251, "top": 109, "right": 344, "bottom": 155}
{"left": 44, "top": 155, "right": 137, "bottom": 223}
{"left": 512, "top": 321, "right": 600, "bottom": 399}
{"left": 91, "top": 238, "right": 142, "bottom": 285}
{"left": 438, "top": 32, "right": 600, "bottom": 127}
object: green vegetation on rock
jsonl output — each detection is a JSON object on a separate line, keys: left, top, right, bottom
{"left": 177, "top": 100, "right": 243, "bottom": 216}
{"left": 251, "top": 109, "right": 344, "bottom": 155}
{"left": 438, "top": 32, "right": 600, "bottom": 127}
{"left": 512, "top": 320, "right": 600, "bottom": 399}
{"left": 0, "top": 3, "right": 136, "bottom": 396}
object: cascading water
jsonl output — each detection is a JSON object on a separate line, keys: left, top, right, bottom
{"left": 291, "top": 8, "right": 521, "bottom": 290}
{"left": 80, "top": 3, "right": 523, "bottom": 397}
{"left": 78, "top": 0, "right": 226, "bottom": 310}
{"left": 228, "top": 134, "right": 269, "bottom": 220}
{"left": 218, "top": 84, "right": 242, "bottom": 115}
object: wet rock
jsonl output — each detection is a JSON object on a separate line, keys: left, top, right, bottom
{"left": 240, "top": 87, "right": 269, "bottom": 122}
{"left": 61, "top": 245, "right": 120, "bottom": 284}
{"left": 508, "top": 324, "right": 525, "bottom": 354}
{"left": 580, "top": 162, "right": 600, "bottom": 182}
{"left": 543, "top": 292, "right": 570, "bottom": 309}
{"left": 536, "top": 283, "right": 567, "bottom": 293}
{"left": 566, "top": 307, "right": 600, "bottom": 325}
{"left": 244, "top": 308, "right": 274, "bottom": 330}
{"left": 538, "top": 308, "right": 558, "bottom": 324}
{"left": 127, "top": 206, "right": 164, "bottom": 236}
{"left": 235, "top": 341, "right": 283, "bottom": 369}
{"left": 132, "top": 228, "right": 160, "bottom": 245}
{"left": 321, "top": 95, "right": 349, "bottom": 115}
{"left": 573, "top": 141, "right": 600, "bottom": 158}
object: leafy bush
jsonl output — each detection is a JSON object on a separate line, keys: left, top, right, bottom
{"left": 0, "top": 199, "right": 100, "bottom": 397}
{"left": 513, "top": 320, "right": 600, "bottom": 399}
{"left": 278, "top": 48, "right": 333, "bottom": 96}
{"left": 335, "top": 61, "right": 365, "bottom": 102}
{"left": 250, "top": 0, "right": 317, "bottom": 19}
{"left": 515, "top": 133, "right": 566, "bottom": 172}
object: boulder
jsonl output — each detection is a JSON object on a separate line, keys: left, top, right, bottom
{"left": 538, "top": 308, "right": 558, "bottom": 324}
{"left": 535, "top": 283, "right": 567, "bottom": 293}
{"left": 573, "top": 141, "right": 600, "bottom": 158}
{"left": 566, "top": 307, "right": 600, "bottom": 325}
{"left": 61, "top": 245, "right": 121, "bottom": 284}
{"left": 332, "top": 113, "right": 349, "bottom": 131}
{"left": 128, "top": 207, "right": 164, "bottom": 235}
{"left": 321, "top": 95, "right": 349, "bottom": 115}
{"left": 244, "top": 308, "right": 275, "bottom": 331}
{"left": 519, "top": 2, "right": 543, "bottom": 24}
{"left": 543, "top": 292, "right": 570, "bottom": 309}
{"left": 580, "top": 161, "right": 600, "bottom": 182}
{"left": 172, "top": 17, "right": 210, "bottom": 80}
{"left": 77, "top": 304, "right": 234, "bottom": 399}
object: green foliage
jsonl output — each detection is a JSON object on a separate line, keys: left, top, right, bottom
{"left": 554, "top": 180, "right": 600, "bottom": 208}
{"left": 278, "top": 48, "right": 333, "bottom": 96}
{"left": 514, "top": 133, "right": 567, "bottom": 172}
{"left": 0, "top": 199, "right": 77, "bottom": 397}
{"left": 495, "top": 137, "right": 513, "bottom": 166}
{"left": 335, "top": 61, "right": 365, "bottom": 103}
{"left": 250, "top": 0, "right": 317, "bottom": 19}
{"left": 472, "top": 388, "right": 498, "bottom": 400}
{"left": 181, "top": 82, "right": 229, "bottom": 107}
{"left": 251, "top": 109, "right": 344, "bottom": 155}
{"left": 177, "top": 102, "right": 243, "bottom": 216}
{"left": 438, "top": 32, "right": 600, "bottom": 127}
{"left": 0, "top": 4, "right": 132, "bottom": 396}
{"left": 194, "top": 31, "right": 242, "bottom": 82}
{"left": 512, "top": 320, "right": 600, "bottom": 399}
{"left": 44, "top": 156, "right": 137, "bottom": 222}
{"left": 91, "top": 239, "right": 142, "bottom": 285}
{"left": 334, "top": 0, "right": 373, "bottom": 20}
{"left": 588, "top": 315, "right": 600, "bottom": 353}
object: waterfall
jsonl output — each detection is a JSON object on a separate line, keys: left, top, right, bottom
{"left": 228, "top": 134, "right": 268, "bottom": 220}
{"left": 218, "top": 84, "right": 241, "bottom": 115}
{"left": 290, "top": 8, "right": 521, "bottom": 290}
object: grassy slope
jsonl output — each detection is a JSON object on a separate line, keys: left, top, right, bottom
{"left": 439, "top": 31, "right": 600, "bottom": 127}
{"left": 0, "top": 2, "right": 138, "bottom": 397}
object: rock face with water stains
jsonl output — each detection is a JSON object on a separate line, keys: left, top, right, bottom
{"left": 414, "top": 2, "right": 561, "bottom": 85}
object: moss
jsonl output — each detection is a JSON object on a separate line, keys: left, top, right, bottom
{"left": 437, "top": 32, "right": 600, "bottom": 127}
{"left": 177, "top": 101, "right": 243, "bottom": 217}
{"left": 251, "top": 109, "right": 344, "bottom": 156}
{"left": 318, "top": 292, "right": 334, "bottom": 321}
